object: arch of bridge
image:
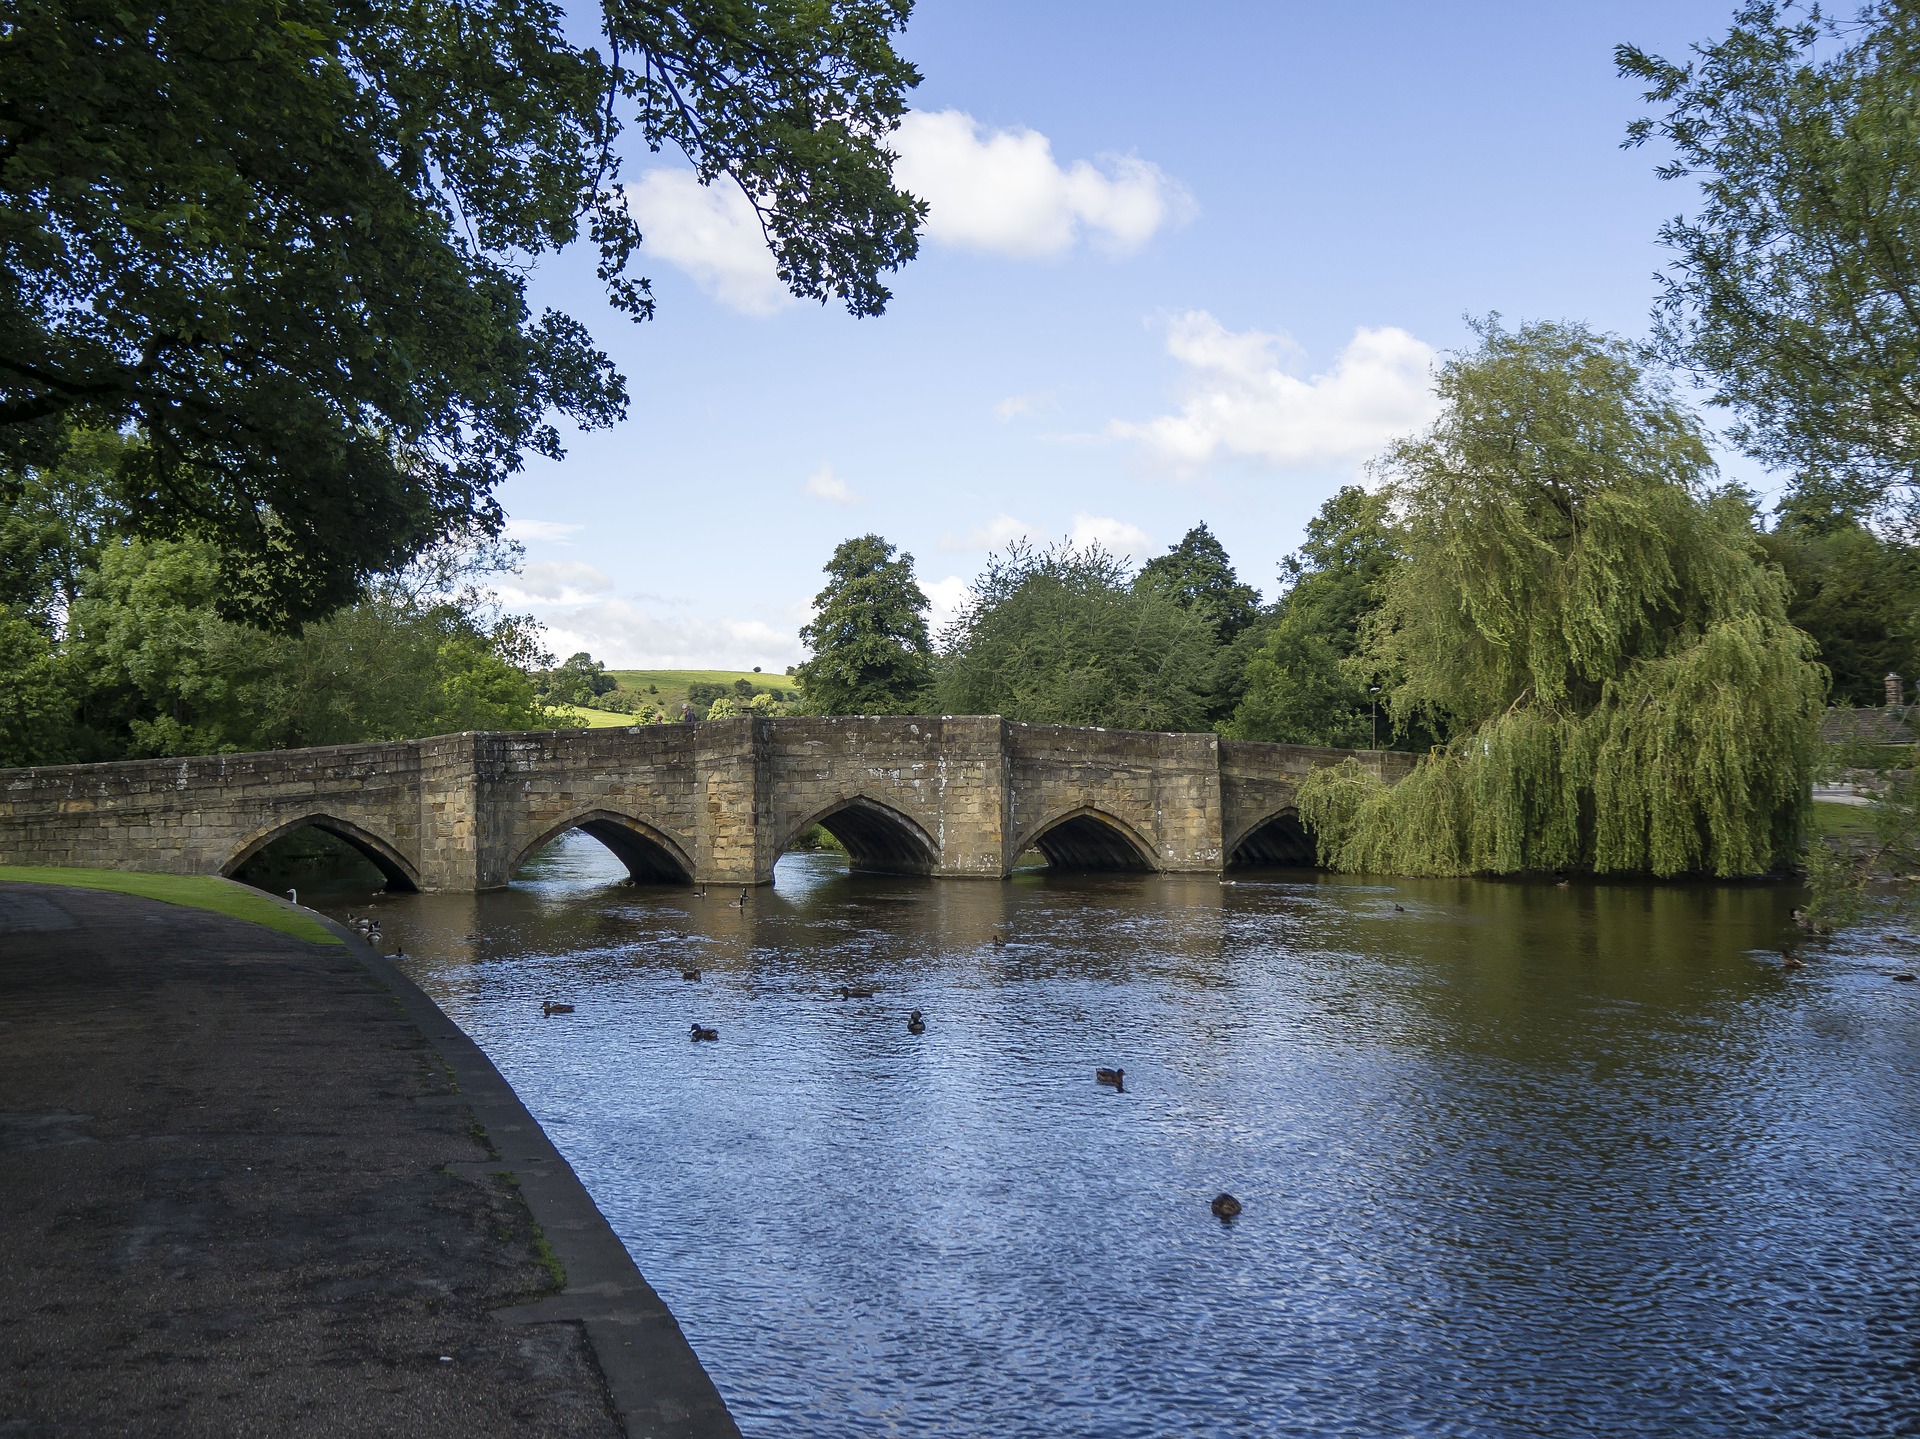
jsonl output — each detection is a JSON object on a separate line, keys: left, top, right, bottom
{"left": 1226, "top": 805, "right": 1317, "bottom": 865}
{"left": 507, "top": 806, "right": 695, "bottom": 884}
{"left": 1013, "top": 805, "right": 1162, "bottom": 871}
{"left": 224, "top": 811, "right": 424, "bottom": 891}
{"left": 779, "top": 794, "right": 940, "bottom": 876}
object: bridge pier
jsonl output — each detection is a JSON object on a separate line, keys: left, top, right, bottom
{"left": 0, "top": 719, "right": 1414, "bottom": 890}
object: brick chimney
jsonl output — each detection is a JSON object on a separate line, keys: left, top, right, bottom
{"left": 1888, "top": 672, "right": 1906, "bottom": 708}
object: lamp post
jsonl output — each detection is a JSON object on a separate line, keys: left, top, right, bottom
{"left": 1369, "top": 685, "right": 1381, "bottom": 750}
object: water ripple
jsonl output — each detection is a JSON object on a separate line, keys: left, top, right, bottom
{"left": 331, "top": 840, "right": 1920, "bottom": 1439}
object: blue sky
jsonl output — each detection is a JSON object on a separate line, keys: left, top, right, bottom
{"left": 496, "top": 0, "right": 1760, "bottom": 670}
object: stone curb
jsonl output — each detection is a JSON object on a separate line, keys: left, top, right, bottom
{"left": 267, "top": 887, "right": 742, "bottom": 1439}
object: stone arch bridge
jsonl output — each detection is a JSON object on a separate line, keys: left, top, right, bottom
{"left": 0, "top": 717, "right": 1413, "bottom": 891}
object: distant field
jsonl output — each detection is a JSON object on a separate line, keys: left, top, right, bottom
{"left": 605, "top": 668, "right": 796, "bottom": 710}
{"left": 549, "top": 704, "right": 635, "bottom": 729}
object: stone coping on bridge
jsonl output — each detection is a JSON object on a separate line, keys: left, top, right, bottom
{"left": 0, "top": 717, "right": 1416, "bottom": 892}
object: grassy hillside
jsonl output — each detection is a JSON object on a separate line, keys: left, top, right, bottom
{"left": 605, "top": 668, "right": 796, "bottom": 711}
{"left": 549, "top": 703, "right": 636, "bottom": 729}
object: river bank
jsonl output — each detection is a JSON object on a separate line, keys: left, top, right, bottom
{"left": 0, "top": 877, "right": 736, "bottom": 1439}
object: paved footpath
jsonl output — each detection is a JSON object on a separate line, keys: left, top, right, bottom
{"left": 0, "top": 881, "right": 740, "bottom": 1439}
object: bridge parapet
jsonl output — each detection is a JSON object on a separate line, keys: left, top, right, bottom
{"left": 0, "top": 718, "right": 1409, "bottom": 889}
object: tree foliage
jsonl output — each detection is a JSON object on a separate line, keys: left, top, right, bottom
{"left": 0, "top": 431, "right": 555, "bottom": 765}
{"left": 1133, "top": 524, "right": 1261, "bottom": 643}
{"left": 1, "top": 0, "right": 924, "bottom": 625}
{"left": 795, "top": 534, "right": 933, "bottom": 714}
{"left": 56, "top": 536, "right": 553, "bottom": 760}
{"left": 1620, "top": 1, "right": 1920, "bottom": 515}
{"left": 1134, "top": 522, "right": 1267, "bottom": 723}
{"left": 0, "top": 609, "right": 70, "bottom": 766}
{"left": 1298, "top": 319, "right": 1824, "bottom": 878}
{"left": 1757, "top": 496, "right": 1920, "bottom": 705}
{"left": 0, "top": 424, "right": 120, "bottom": 628}
{"left": 541, "top": 652, "right": 617, "bottom": 706}
{"left": 934, "top": 541, "right": 1216, "bottom": 731}
{"left": 1226, "top": 486, "right": 1403, "bottom": 748}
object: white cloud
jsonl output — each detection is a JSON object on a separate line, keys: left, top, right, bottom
{"left": 940, "top": 512, "right": 1031, "bottom": 554}
{"left": 1069, "top": 514, "right": 1151, "bottom": 556}
{"left": 801, "top": 464, "right": 858, "bottom": 504}
{"left": 503, "top": 517, "right": 585, "bottom": 545}
{"left": 625, "top": 169, "right": 791, "bottom": 316}
{"left": 924, "top": 574, "right": 972, "bottom": 633}
{"left": 935, "top": 511, "right": 1150, "bottom": 562}
{"left": 892, "top": 109, "right": 1194, "bottom": 260}
{"left": 525, "top": 594, "right": 803, "bottom": 671}
{"left": 993, "top": 391, "right": 1052, "bottom": 422}
{"left": 507, "top": 561, "right": 614, "bottom": 604}
{"left": 1110, "top": 313, "right": 1440, "bottom": 475}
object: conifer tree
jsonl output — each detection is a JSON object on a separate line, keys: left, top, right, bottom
{"left": 795, "top": 535, "right": 933, "bottom": 715}
{"left": 1133, "top": 525, "right": 1260, "bottom": 642}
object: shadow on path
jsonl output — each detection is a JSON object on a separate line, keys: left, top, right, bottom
{"left": 0, "top": 880, "right": 737, "bottom": 1439}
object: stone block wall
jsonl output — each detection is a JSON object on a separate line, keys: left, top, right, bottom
{"left": 0, "top": 742, "right": 426, "bottom": 881}
{"left": 761, "top": 714, "right": 1008, "bottom": 881}
{"left": 0, "top": 719, "right": 1404, "bottom": 889}
{"left": 478, "top": 727, "right": 702, "bottom": 887}
{"left": 1004, "top": 724, "right": 1226, "bottom": 871}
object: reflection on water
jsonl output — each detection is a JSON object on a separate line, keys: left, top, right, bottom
{"left": 310, "top": 834, "right": 1920, "bottom": 1438}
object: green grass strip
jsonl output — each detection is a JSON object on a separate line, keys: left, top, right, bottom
{"left": 0, "top": 866, "right": 341, "bottom": 945}
{"left": 1809, "top": 799, "right": 1878, "bottom": 842}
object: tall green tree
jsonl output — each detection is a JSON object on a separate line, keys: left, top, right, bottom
{"left": 1226, "top": 486, "right": 1402, "bottom": 747}
{"left": 1298, "top": 319, "right": 1823, "bottom": 878}
{"left": 2, "top": 0, "right": 925, "bottom": 626}
{"left": 1757, "top": 496, "right": 1920, "bottom": 705}
{"left": 795, "top": 535, "right": 933, "bottom": 714}
{"left": 541, "top": 652, "right": 616, "bottom": 706}
{"left": 1133, "top": 525, "right": 1260, "bottom": 643}
{"left": 0, "top": 610, "right": 71, "bottom": 766}
{"left": 52, "top": 533, "right": 551, "bottom": 759}
{"left": 0, "top": 425, "right": 124, "bottom": 630}
{"left": 934, "top": 541, "right": 1216, "bottom": 731}
{"left": 1620, "top": 2, "right": 1920, "bottom": 514}
{"left": 1135, "top": 523, "right": 1266, "bottom": 723}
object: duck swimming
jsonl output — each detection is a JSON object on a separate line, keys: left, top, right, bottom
{"left": 541, "top": 1001, "right": 575, "bottom": 1016}
{"left": 1211, "top": 1193, "right": 1242, "bottom": 1220}
{"left": 839, "top": 986, "right": 876, "bottom": 1000}
{"left": 1095, "top": 1067, "right": 1125, "bottom": 1092}
{"left": 906, "top": 1009, "right": 925, "bottom": 1034}
{"left": 681, "top": 968, "right": 702, "bottom": 982}
{"left": 690, "top": 1023, "right": 720, "bottom": 1042}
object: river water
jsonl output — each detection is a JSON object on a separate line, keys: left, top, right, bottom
{"left": 307, "top": 835, "right": 1920, "bottom": 1438}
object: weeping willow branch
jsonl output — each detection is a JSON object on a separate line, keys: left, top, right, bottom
{"left": 1301, "top": 615, "right": 1820, "bottom": 877}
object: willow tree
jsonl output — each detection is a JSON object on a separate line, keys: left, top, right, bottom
{"left": 1298, "top": 319, "right": 1823, "bottom": 878}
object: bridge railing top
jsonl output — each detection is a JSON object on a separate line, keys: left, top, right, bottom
{"left": 0, "top": 717, "right": 1415, "bottom": 782}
